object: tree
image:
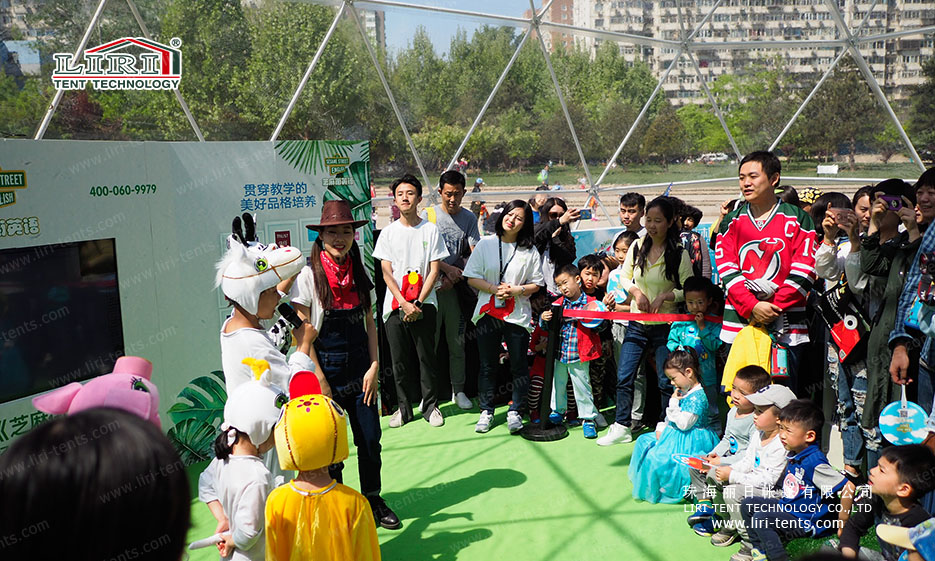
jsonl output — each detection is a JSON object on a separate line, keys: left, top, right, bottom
{"left": 677, "top": 103, "right": 729, "bottom": 154}
{"left": 794, "top": 59, "right": 882, "bottom": 169}
{"left": 874, "top": 123, "right": 905, "bottom": 164}
{"left": 640, "top": 104, "right": 689, "bottom": 170}
{"left": 908, "top": 57, "right": 935, "bottom": 164}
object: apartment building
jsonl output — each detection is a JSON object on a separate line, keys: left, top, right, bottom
{"left": 570, "top": 0, "right": 934, "bottom": 104}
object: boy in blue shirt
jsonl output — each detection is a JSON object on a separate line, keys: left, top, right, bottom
{"left": 739, "top": 399, "right": 856, "bottom": 561}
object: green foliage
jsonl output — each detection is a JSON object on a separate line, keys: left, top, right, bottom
{"left": 640, "top": 104, "right": 689, "bottom": 170}
{"left": 909, "top": 57, "right": 935, "bottom": 164}
{"left": 166, "top": 370, "right": 226, "bottom": 465}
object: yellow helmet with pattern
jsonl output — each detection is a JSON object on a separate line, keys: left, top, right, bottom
{"left": 274, "top": 393, "right": 349, "bottom": 471}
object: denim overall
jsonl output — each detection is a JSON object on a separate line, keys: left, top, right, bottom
{"left": 317, "top": 306, "right": 382, "bottom": 498}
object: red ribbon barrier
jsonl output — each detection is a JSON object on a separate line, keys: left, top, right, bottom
{"left": 560, "top": 309, "right": 723, "bottom": 324}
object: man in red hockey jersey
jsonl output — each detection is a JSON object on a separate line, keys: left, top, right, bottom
{"left": 715, "top": 151, "right": 817, "bottom": 392}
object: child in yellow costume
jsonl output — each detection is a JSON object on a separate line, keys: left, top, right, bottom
{"left": 265, "top": 391, "right": 381, "bottom": 561}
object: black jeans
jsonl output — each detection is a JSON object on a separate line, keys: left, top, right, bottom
{"left": 475, "top": 314, "right": 530, "bottom": 414}
{"left": 316, "top": 307, "right": 383, "bottom": 498}
{"left": 384, "top": 305, "right": 439, "bottom": 422}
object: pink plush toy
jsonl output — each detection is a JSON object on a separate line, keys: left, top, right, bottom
{"left": 32, "top": 356, "right": 161, "bottom": 428}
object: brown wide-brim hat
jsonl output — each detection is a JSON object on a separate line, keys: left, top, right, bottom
{"left": 306, "top": 199, "right": 369, "bottom": 230}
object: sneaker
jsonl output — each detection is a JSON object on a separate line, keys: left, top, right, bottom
{"left": 548, "top": 411, "right": 564, "bottom": 425}
{"left": 454, "top": 392, "right": 473, "bottom": 410}
{"left": 750, "top": 548, "right": 766, "bottom": 561}
{"left": 710, "top": 528, "right": 739, "bottom": 547}
{"left": 567, "top": 418, "right": 582, "bottom": 427}
{"left": 730, "top": 546, "right": 753, "bottom": 561}
{"left": 368, "top": 496, "right": 402, "bottom": 530}
{"left": 428, "top": 407, "right": 444, "bottom": 427}
{"left": 596, "top": 422, "right": 632, "bottom": 446}
{"left": 692, "top": 518, "right": 717, "bottom": 537}
{"left": 582, "top": 420, "right": 597, "bottom": 439}
{"left": 630, "top": 420, "right": 646, "bottom": 433}
{"left": 506, "top": 411, "right": 524, "bottom": 434}
{"left": 475, "top": 411, "right": 493, "bottom": 433}
{"left": 686, "top": 503, "right": 715, "bottom": 526}
{"left": 388, "top": 410, "right": 404, "bottom": 428}
{"left": 594, "top": 412, "right": 608, "bottom": 429}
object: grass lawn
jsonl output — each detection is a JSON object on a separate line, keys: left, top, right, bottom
{"left": 183, "top": 404, "right": 881, "bottom": 560}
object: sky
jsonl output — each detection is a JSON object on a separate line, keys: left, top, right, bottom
{"left": 380, "top": 0, "right": 534, "bottom": 56}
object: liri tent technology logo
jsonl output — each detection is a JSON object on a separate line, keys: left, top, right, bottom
{"left": 52, "top": 37, "right": 182, "bottom": 91}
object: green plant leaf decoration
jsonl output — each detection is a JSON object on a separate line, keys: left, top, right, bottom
{"left": 167, "top": 418, "right": 218, "bottom": 466}
{"left": 167, "top": 370, "right": 227, "bottom": 426}
{"left": 275, "top": 139, "right": 358, "bottom": 175}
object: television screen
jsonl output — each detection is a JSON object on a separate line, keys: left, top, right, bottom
{"left": 0, "top": 239, "right": 124, "bottom": 404}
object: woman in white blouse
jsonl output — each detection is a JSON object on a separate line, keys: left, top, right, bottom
{"left": 464, "top": 200, "right": 545, "bottom": 435}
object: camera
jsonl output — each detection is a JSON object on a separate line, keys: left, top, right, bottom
{"left": 879, "top": 194, "right": 903, "bottom": 212}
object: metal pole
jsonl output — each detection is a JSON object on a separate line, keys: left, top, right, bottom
{"left": 857, "top": 26, "right": 935, "bottom": 44}
{"left": 445, "top": 17, "right": 540, "bottom": 171}
{"left": 824, "top": 0, "right": 926, "bottom": 172}
{"left": 347, "top": 2, "right": 434, "bottom": 196}
{"left": 125, "top": 0, "right": 205, "bottom": 141}
{"left": 594, "top": 49, "right": 684, "bottom": 188}
{"left": 685, "top": 49, "right": 741, "bottom": 160}
{"left": 35, "top": 0, "right": 110, "bottom": 139}
{"left": 270, "top": 3, "right": 346, "bottom": 142}
{"left": 769, "top": 0, "right": 879, "bottom": 153}
{"left": 529, "top": 0, "right": 594, "bottom": 191}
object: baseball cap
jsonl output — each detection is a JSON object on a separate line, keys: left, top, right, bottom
{"left": 747, "top": 384, "right": 796, "bottom": 408}
{"left": 878, "top": 519, "right": 935, "bottom": 561}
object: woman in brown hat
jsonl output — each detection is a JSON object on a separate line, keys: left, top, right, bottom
{"left": 287, "top": 199, "right": 401, "bottom": 530}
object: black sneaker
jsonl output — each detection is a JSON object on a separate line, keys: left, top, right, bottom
{"left": 630, "top": 420, "right": 647, "bottom": 433}
{"left": 368, "top": 496, "right": 402, "bottom": 530}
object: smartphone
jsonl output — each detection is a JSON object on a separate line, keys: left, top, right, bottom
{"left": 579, "top": 209, "right": 592, "bottom": 220}
{"left": 830, "top": 208, "right": 855, "bottom": 224}
{"left": 879, "top": 194, "right": 903, "bottom": 211}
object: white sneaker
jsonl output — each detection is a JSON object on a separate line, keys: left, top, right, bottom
{"left": 506, "top": 411, "right": 524, "bottom": 434}
{"left": 428, "top": 407, "right": 444, "bottom": 427}
{"left": 475, "top": 411, "right": 493, "bottom": 433}
{"left": 594, "top": 412, "right": 608, "bottom": 429}
{"left": 454, "top": 392, "right": 473, "bottom": 410}
{"left": 388, "top": 410, "right": 403, "bottom": 428}
{"left": 596, "top": 422, "right": 632, "bottom": 446}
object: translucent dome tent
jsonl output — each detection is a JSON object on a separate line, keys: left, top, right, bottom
{"left": 28, "top": 0, "right": 935, "bottom": 221}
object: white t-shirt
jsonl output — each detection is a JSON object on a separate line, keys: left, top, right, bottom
{"left": 219, "top": 317, "right": 314, "bottom": 395}
{"left": 463, "top": 235, "right": 545, "bottom": 331}
{"left": 372, "top": 218, "right": 449, "bottom": 321}
{"left": 728, "top": 426, "right": 788, "bottom": 490}
{"left": 198, "top": 456, "right": 272, "bottom": 561}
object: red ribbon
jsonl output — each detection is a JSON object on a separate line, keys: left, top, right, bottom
{"left": 560, "top": 309, "right": 723, "bottom": 323}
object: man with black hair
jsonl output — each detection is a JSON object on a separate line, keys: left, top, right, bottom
{"left": 890, "top": 168, "right": 935, "bottom": 411}
{"left": 716, "top": 151, "right": 817, "bottom": 394}
{"left": 619, "top": 192, "right": 646, "bottom": 237}
{"left": 421, "top": 170, "right": 481, "bottom": 411}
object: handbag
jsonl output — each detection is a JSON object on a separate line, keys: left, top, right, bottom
{"left": 817, "top": 279, "right": 871, "bottom": 364}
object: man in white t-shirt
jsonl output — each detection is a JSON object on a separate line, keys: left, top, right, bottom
{"left": 421, "top": 170, "right": 481, "bottom": 411}
{"left": 373, "top": 174, "right": 450, "bottom": 428}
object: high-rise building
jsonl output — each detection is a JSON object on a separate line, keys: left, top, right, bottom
{"left": 572, "top": 0, "right": 934, "bottom": 104}
{"left": 525, "top": 0, "right": 576, "bottom": 52}
{"left": 360, "top": 9, "right": 386, "bottom": 53}
{"left": 1, "top": 0, "right": 40, "bottom": 40}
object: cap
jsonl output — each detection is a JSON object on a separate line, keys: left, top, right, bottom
{"left": 475, "top": 178, "right": 484, "bottom": 184}
{"left": 746, "top": 384, "right": 796, "bottom": 408}
{"left": 878, "top": 519, "right": 935, "bottom": 561}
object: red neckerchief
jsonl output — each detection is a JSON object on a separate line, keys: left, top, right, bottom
{"left": 320, "top": 251, "right": 359, "bottom": 309}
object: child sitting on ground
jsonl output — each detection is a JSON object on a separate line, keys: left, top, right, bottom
{"left": 688, "top": 366, "right": 770, "bottom": 529}
{"left": 667, "top": 275, "right": 723, "bottom": 431}
{"left": 740, "top": 399, "right": 856, "bottom": 561}
{"left": 628, "top": 348, "right": 719, "bottom": 504}
{"left": 831, "top": 444, "right": 935, "bottom": 561}
{"left": 697, "top": 384, "right": 795, "bottom": 553}
{"left": 266, "top": 389, "right": 380, "bottom": 561}
{"left": 540, "top": 263, "right": 608, "bottom": 439}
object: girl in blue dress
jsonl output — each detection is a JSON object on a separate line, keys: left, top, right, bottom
{"left": 628, "top": 348, "right": 719, "bottom": 504}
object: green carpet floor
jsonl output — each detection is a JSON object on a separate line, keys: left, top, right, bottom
{"left": 184, "top": 404, "right": 872, "bottom": 560}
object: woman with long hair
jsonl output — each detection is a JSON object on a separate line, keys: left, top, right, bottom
{"left": 464, "top": 199, "right": 544, "bottom": 434}
{"left": 288, "top": 199, "right": 400, "bottom": 531}
{"left": 598, "top": 196, "right": 693, "bottom": 446}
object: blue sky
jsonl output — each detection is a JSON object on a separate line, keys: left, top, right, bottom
{"left": 381, "top": 0, "right": 533, "bottom": 56}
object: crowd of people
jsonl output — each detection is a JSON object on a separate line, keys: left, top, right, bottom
{"left": 5, "top": 150, "right": 935, "bottom": 561}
